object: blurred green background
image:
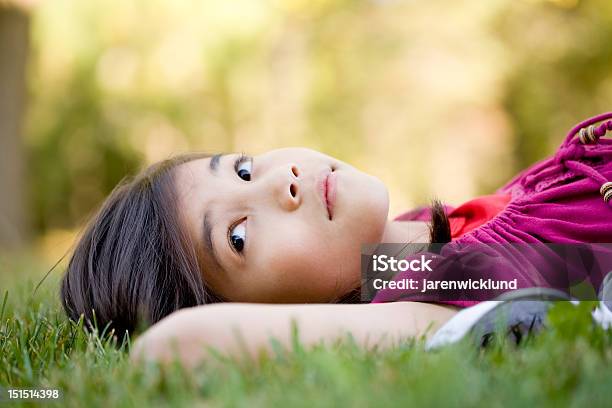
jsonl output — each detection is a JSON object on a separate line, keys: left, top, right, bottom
{"left": 0, "top": 0, "right": 611, "bottom": 261}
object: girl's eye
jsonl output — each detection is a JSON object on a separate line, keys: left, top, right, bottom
{"left": 229, "top": 220, "right": 246, "bottom": 253}
{"left": 235, "top": 155, "right": 252, "bottom": 181}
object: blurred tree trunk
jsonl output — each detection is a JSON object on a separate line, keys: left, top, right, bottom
{"left": 0, "top": 6, "right": 29, "bottom": 249}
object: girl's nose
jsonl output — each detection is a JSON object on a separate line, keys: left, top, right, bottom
{"left": 280, "top": 164, "right": 301, "bottom": 211}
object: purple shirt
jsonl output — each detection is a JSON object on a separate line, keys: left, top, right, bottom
{"left": 371, "top": 112, "right": 612, "bottom": 308}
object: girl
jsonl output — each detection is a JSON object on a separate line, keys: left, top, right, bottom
{"left": 60, "top": 112, "right": 612, "bottom": 366}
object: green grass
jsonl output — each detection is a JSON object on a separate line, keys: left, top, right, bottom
{"left": 1, "top": 255, "right": 612, "bottom": 408}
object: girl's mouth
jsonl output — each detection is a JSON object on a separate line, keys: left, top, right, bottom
{"left": 319, "top": 168, "right": 337, "bottom": 220}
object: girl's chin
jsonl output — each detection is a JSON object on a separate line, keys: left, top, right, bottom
{"left": 352, "top": 174, "right": 390, "bottom": 240}
{"left": 366, "top": 174, "right": 390, "bottom": 213}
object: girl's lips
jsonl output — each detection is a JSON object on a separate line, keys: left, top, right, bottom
{"left": 326, "top": 171, "right": 337, "bottom": 220}
{"left": 318, "top": 168, "right": 337, "bottom": 220}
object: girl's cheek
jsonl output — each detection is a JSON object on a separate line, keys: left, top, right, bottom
{"left": 272, "top": 240, "right": 322, "bottom": 275}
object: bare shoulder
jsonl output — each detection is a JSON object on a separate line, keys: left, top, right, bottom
{"left": 131, "top": 302, "right": 458, "bottom": 367}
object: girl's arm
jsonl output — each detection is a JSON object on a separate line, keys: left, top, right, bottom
{"left": 130, "top": 302, "right": 458, "bottom": 367}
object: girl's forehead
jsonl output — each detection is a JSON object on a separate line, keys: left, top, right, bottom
{"left": 176, "top": 157, "right": 211, "bottom": 186}
{"left": 174, "top": 158, "right": 212, "bottom": 194}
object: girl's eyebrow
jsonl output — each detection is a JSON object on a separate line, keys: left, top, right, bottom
{"left": 209, "top": 153, "right": 225, "bottom": 174}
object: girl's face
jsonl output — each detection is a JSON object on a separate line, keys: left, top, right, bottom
{"left": 175, "top": 147, "right": 389, "bottom": 303}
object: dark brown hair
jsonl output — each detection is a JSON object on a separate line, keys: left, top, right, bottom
{"left": 429, "top": 198, "right": 452, "bottom": 245}
{"left": 60, "top": 153, "right": 225, "bottom": 342}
